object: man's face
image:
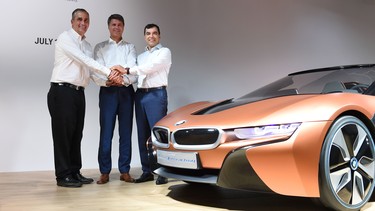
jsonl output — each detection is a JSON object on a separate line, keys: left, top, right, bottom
{"left": 144, "top": 27, "right": 160, "bottom": 49}
{"left": 108, "top": 19, "right": 124, "bottom": 41}
{"left": 71, "top": 11, "right": 90, "bottom": 37}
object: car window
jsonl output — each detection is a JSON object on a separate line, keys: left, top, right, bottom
{"left": 238, "top": 66, "right": 375, "bottom": 101}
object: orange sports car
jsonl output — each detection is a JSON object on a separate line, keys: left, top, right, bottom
{"left": 151, "top": 64, "right": 375, "bottom": 211}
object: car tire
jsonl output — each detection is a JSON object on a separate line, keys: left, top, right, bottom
{"left": 319, "top": 115, "right": 375, "bottom": 211}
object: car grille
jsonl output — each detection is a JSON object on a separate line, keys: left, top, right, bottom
{"left": 153, "top": 127, "right": 222, "bottom": 150}
{"left": 173, "top": 128, "right": 220, "bottom": 145}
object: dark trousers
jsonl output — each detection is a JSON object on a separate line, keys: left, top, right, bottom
{"left": 135, "top": 88, "right": 168, "bottom": 173}
{"left": 47, "top": 85, "right": 85, "bottom": 179}
{"left": 98, "top": 86, "right": 134, "bottom": 174}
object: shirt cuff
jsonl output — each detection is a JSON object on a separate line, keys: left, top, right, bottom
{"left": 129, "top": 67, "right": 137, "bottom": 75}
{"left": 123, "top": 75, "right": 131, "bottom": 87}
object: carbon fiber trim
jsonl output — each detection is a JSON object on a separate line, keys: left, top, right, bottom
{"left": 217, "top": 148, "right": 273, "bottom": 193}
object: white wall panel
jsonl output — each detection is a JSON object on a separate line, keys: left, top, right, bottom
{"left": 1, "top": 0, "right": 375, "bottom": 172}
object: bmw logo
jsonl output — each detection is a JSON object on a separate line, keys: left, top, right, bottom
{"left": 350, "top": 157, "right": 359, "bottom": 170}
{"left": 175, "top": 120, "right": 186, "bottom": 126}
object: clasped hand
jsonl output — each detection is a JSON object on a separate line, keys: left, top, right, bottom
{"left": 107, "top": 65, "right": 128, "bottom": 86}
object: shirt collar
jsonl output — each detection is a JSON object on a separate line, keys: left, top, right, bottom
{"left": 70, "top": 28, "right": 86, "bottom": 41}
{"left": 108, "top": 37, "right": 125, "bottom": 45}
{"left": 146, "top": 43, "right": 162, "bottom": 52}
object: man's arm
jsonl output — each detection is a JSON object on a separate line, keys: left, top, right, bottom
{"left": 122, "top": 74, "right": 138, "bottom": 86}
{"left": 129, "top": 48, "right": 171, "bottom": 75}
{"left": 120, "top": 43, "right": 138, "bottom": 86}
{"left": 57, "top": 32, "right": 118, "bottom": 78}
{"left": 91, "top": 43, "right": 108, "bottom": 86}
{"left": 110, "top": 48, "right": 171, "bottom": 76}
{"left": 126, "top": 44, "right": 137, "bottom": 68}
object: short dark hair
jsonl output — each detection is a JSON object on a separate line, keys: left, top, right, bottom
{"left": 107, "top": 14, "right": 124, "bottom": 26}
{"left": 72, "top": 8, "right": 89, "bottom": 21}
{"left": 144, "top": 23, "right": 160, "bottom": 35}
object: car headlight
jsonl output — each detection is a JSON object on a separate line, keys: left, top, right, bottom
{"left": 233, "top": 123, "right": 300, "bottom": 140}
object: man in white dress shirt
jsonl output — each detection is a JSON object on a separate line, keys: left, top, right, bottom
{"left": 92, "top": 14, "right": 137, "bottom": 184}
{"left": 47, "top": 8, "right": 121, "bottom": 188}
{"left": 112, "top": 23, "right": 171, "bottom": 185}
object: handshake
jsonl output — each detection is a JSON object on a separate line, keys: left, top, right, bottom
{"left": 107, "top": 65, "right": 130, "bottom": 87}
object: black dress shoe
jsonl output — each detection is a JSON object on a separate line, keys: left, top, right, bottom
{"left": 155, "top": 176, "right": 168, "bottom": 185}
{"left": 73, "top": 173, "right": 94, "bottom": 184}
{"left": 57, "top": 175, "right": 82, "bottom": 188}
{"left": 134, "top": 173, "right": 154, "bottom": 183}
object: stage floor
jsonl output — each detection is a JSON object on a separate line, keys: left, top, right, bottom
{"left": 0, "top": 168, "right": 374, "bottom": 211}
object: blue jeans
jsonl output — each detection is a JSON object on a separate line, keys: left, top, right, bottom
{"left": 135, "top": 88, "right": 168, "bottom": 173}
{"left": 98, "top": 86, "right": 134, "bottom": 174}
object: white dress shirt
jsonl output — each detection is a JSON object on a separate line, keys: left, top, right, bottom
{"left": 92, "top": 38, "right": 137, "bottom": 87}
{"left": 50, "top": 29, "right": 111, "bottom": 88}
{"left": 129, "top": 44, "right": 171, "bottom": 88}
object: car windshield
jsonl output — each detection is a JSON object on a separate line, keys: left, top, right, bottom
{"left": 195, "top": 65, "right": 375, "bottom": 115}
{"left": 237, "top": 64, "right": 375, "bottom": 101}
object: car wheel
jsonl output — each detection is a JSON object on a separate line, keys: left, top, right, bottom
{"left": 319, "top": 115, "right": 375, "bottom": 211}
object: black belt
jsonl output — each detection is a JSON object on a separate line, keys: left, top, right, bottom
{"left": 51, "top": 82, "right": 85, "bottom": 91}
{"left": 137, "top": 86, "right": 166, "bottom": 92}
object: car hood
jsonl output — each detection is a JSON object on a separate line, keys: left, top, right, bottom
{"left": 157, "top": 93, "right": 373, "bottom": 130}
